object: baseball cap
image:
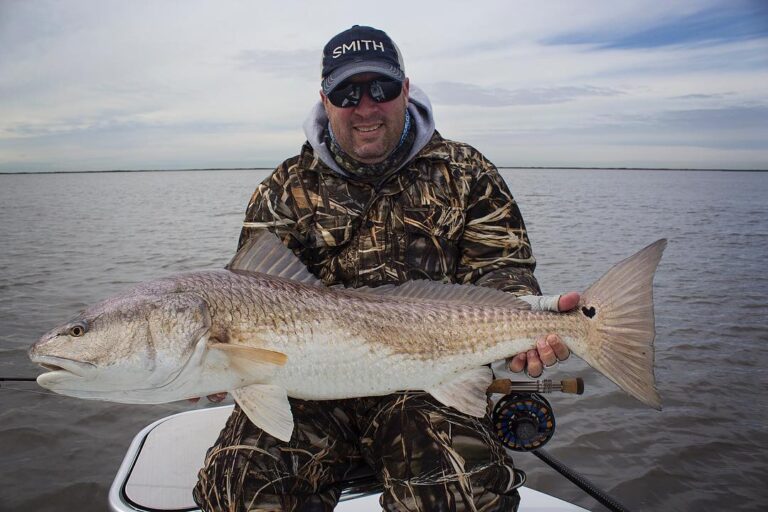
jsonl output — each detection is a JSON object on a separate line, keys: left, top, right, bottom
{"left": 321, "top": 25, "right": 405, "bottom": 94}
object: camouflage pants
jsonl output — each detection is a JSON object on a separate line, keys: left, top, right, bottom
{"left": 193, "top": 393, "right": 521, "bottom": 511}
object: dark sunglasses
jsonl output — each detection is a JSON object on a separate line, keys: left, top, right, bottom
{"left": 327, "top": 78, "right": 403, "bottom": 108}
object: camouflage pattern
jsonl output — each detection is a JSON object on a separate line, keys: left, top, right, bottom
{"left": 237, "top": 131, "right": 541, "bottom": 295}
{"left": 195, "top": 394, "right": 521, "bottom": 512}
{"left": 194, "top": 131, "right": 539, "bottom": 511}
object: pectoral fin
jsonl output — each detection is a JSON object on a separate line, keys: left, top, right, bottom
{"left": 209, "top": 343, "right": 287, "bottom": 366}
{"left": 428, "top": 367, "right": 493, "bottom": 418}
{"left": 207, "top": 342, "right": 287, "bottom": 378}
{"left": 197, "top": 343, "right": 288, "bottom": 394}
{"left": 232, "top": 384, "right": 294, "bottom": 441}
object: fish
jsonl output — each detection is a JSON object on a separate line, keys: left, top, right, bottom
{"left": 29, "top": 232, "right": 666, "bottom": 441}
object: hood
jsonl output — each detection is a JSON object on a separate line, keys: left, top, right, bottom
{"left": 302, "top": 84, "right": 436, "bottom": 177}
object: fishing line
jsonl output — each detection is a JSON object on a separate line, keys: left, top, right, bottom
{"left": 0, "top": 386, "right": 57, "bottom": 397}
{"left": 0, "top": 377, "right": 55, "bottom": 396}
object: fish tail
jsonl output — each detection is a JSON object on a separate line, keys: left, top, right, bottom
{"left": 577, "top": 239, "right": 667, "bottom": 409}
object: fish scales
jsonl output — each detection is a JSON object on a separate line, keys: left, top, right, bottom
{"left": 29, "top": 234, "right": 666, "bottom": 441}
{"left": 147, "top": 271, "right": 582, "bottom": 400}
{"left": 192, "top": 269, "right": 575, "bottom": 359}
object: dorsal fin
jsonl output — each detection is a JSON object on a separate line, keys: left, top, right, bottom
{"left": 226, "top": 230, "right": 322, "bottom": 286}
{"left": 349, "top": 280, "right": 530, "bottom": 309}
{"left": 227, "top": 230, "right": 528, "bottom": 308}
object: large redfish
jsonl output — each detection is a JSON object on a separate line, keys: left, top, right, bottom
{"left": 29, "top": 232, "right": 666, "bottom": 441}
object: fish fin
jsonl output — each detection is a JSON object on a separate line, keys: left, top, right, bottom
{"left": 190, "top": 343, "right": 287, "bottom": 401}
{"left": 576, "top": 239, "right": 666, "bottom": 410}
{"left": 428, "top": 367, "right": 493, "bottom": 417}
{"left": 209, "top": 342, "right": 288, "bottom": 366}
{"left": 351, "top": 281, "right": 530, "bottom": 309}
{"left": 226, "top": 230, "right": 322, "bottom": 285}
{"left": 232, "top": 384, "right": 294, "bottom": 441}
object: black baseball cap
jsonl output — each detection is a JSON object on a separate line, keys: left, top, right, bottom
{"left": 321, "top": 25, "right": 405, "bottom": 94}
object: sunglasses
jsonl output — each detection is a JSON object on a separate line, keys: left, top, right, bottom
{"left": 327, "top": 78, "right": 403, "bottom": 108}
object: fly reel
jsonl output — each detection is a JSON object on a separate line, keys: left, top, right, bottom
{"left": 493, "top": 393, "right": 555, "bottom": 451}
{"left": 489, "top": 378, "right": 583, "bottom": 452}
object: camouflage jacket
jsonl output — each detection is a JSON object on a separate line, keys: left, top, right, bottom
{"left": 238, "top": 131, "right": 541, "bottom": 296}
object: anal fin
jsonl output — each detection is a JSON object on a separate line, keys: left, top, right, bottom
{"left": 232, "top": 384, "right": 294, "bottom": 442}
{"left": 428, "top": 367, "right": 493, "bottom": 417}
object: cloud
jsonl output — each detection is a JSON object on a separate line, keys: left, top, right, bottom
{"left": 3, "top": 116, "right": 256, "bottom": 139}
{"left": 543, "top": 3, "right": 768, "bottom": 49}
{"left": 461, "top": 104, "right": 768, "bottom": 153}
{"left": 425, "top": 82, "right": 623, "bottom": 107}
{"left": 0, "top": 0, "right": 766, "bottom": 171}
{"left": 237, "top": 49, "right": 320, "bottom": 77}
{"left": 672, "top": 93, "right": 735, "bottom": 100}
{"left": 657, "top": 105, "right": 768, "bottom": 131}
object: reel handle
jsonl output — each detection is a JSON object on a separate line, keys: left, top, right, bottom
{"left": 487, "top": 377, "right": 584, "bottom": 395}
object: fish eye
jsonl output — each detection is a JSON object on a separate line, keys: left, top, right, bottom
{"left": 69, "top": 322, "right": 88, "bottom": 337}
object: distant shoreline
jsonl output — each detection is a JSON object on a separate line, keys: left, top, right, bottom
{"left": 0, "top": 167, "right": 274, "bottom": 175}
{"left": 1, "top": 166, "right": 766, "bottom": 175}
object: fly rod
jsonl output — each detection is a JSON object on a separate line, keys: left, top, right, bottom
{"left": 491, "top": 377, "right": 633, "bottom": 512}
{"left": 533, "top": 448, "right": 632, "bottom": 512}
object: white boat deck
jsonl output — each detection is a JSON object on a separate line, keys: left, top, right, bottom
{"left": 109, "top": 405, "right": 589, "bottom": 511}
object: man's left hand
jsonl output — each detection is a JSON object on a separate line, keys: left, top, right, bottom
{"left": 506, "top": 292, "right": 579, "bottom": 378}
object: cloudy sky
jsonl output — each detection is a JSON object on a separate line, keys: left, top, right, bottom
{"left": 1, "top": 0, "right": 767, "bottom": 172}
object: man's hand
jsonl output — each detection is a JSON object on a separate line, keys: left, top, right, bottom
{"left": 506, "top": 292, "right": 579, "bottom": 378}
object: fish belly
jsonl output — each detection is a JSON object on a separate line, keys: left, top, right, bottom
{"left": 265, "top": 331, "right": 542, "bottom": 401}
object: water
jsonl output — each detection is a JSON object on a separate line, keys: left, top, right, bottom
{"left": 1, "top": 169, "right": 767, "bottom": 511}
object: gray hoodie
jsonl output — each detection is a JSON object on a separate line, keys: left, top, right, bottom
{"left": 302, "top": 85, "right": 436, "bottom": 177}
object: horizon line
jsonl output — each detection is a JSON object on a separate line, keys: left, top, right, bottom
{"left": 1, "top": 165, "right": 767, "bottom": 175}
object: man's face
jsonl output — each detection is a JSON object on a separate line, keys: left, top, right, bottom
{"left": 321, "top": 73, "right": 410, "bottom": 164}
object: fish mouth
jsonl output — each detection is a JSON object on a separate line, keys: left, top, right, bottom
{"left": 30, "top": 355, "right": 95, "bottom": 378}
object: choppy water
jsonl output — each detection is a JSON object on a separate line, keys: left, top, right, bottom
{"left": 1, "top": 169, "right": 766, "bottom": 511}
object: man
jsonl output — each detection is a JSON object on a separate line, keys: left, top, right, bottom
{"left": 194, "top": 25, "right": 576, "bottom": 511}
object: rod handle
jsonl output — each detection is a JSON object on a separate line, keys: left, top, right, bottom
{"left": 486, "top": 377, "right": 585, "bottom": 395}
{"left": 487, "top": 379, "right": 513, "bottom": 395}
{"left": 560, "top": 378, "right": 584, "bottom": 394}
